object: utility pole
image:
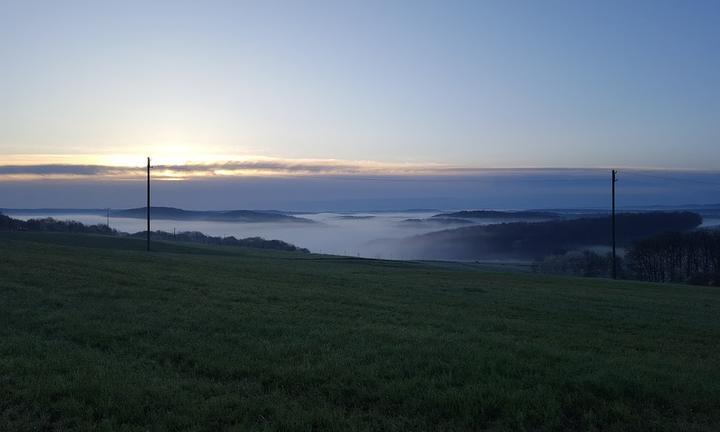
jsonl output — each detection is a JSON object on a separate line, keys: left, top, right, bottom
{"left": 106, "top": 208, "right": 110, "bottom": 228}
{"left": 147, "top": 157, "right": 151, "bottom": 252}
{"left": 612, "top": 169, "right": 618, "bottom": 279}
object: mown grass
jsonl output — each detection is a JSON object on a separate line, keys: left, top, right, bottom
{"left": 1, "top": 231, "right": 719, "bottom": 431}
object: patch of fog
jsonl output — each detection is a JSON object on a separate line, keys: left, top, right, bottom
{"left": 14, "top": 211, "right": 710, "bottom": 260}
{"left": 9, "top": 212, "right": 499, "bottom": 259}
{"left": 700, "top": 218, "right": 720, "bottom": 228}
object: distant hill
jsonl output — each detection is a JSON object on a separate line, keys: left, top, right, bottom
{"left": 433, "top": 210, "right": 562, "bottom": 219}
{"left": 397, "top": 210, "right": 562, "bottom": 227}
{"left": 0, "top": 208, "right": 107, "bottom": 216}
{"left": 636, "top": 203, "right": 720, "bottom": 210}
{"left": 334, "top": 215, "right": 376, "bottom": 220}
{"left": 400, "top": 217, "right": 475, "bottom": 226}
{"left": 0, "top": 213, "right": 309, "bottom": 252}
{"left": 619, "top": 204, "right": 720, "bottom": 218}
{"left": 393, "top": 212, "right": 703, "bottom": 260}
{"left": 111, "top": 207, "right": 315, "bottom": 223}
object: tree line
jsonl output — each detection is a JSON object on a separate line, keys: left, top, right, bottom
{"left": 627, "top": 230, "right": 720, "bottom": 285}
{"left": 537, "top": 229, "right": 720, "bottom": 286}
{"left": 403, "top": 212, "right": 703, "bottom": 260}
{"left": 0, "top": 213, "right": 308, "bottom": 253}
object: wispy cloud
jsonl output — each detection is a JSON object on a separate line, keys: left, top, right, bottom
{"left": 0, "top": 158, "right": 455, "bottom": 180}
{"left": 1, "top": 156, "right": 718, "bottom": 182}
{"left": 0, "top": 164, "right": 142, "bottom": 180}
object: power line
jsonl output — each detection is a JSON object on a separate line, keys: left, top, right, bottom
{"left": 621, "top": 171, "right": 720, "bottom": 187}
{"left": 271, "top": 170, "right": 720, "bottom": 186}
{"left": 295, "top": 175, "right": 605, "bottom": 184}
{"left": 611, "top": 170, "right": 617, "bottom": 280}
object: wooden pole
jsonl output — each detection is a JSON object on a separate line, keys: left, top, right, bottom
{"left": 147, "top": 157, "right": 151, "bottom": 252}
{"left": 612, "top": 169, "right": 617, "bottom": 279}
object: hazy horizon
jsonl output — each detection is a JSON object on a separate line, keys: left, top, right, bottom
{"left": 1, "top": 168, "right": 718, "bottom": 211}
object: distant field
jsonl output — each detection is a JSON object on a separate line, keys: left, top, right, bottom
{"left": 1, "top": 232, "right": 719, "bottom": 431}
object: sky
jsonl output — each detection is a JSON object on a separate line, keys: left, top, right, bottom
{"left": 1, "top": 0, "right": 719, "bottom": 209}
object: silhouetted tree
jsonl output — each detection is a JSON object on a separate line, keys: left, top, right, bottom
{"left": 627, "top": 230, "right": 720, "bottom": 285}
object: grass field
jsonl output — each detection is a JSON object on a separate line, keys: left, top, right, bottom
{"left": 1, "top": 232, "right": 719, "bottom": 431}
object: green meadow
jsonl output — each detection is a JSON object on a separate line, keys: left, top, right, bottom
{"left": 1, "top": 232, "right": 719, "bottom": 431}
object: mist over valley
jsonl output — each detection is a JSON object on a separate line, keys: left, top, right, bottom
{"left": 4, "top": 206, "right": 717, "bottom": 262}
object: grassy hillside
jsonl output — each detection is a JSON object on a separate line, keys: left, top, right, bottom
{"left": 1, "top": 232, "right": 719, "bottom": 431}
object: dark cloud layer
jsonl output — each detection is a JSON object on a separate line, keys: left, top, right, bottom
{"left": 4, "top": 162, "right": 720, "bottom": 180}
{"left": 0, "top": 164, "right": 121, "bottom": 176}
{"left": 0, "top": 167, "right": 718, "bottom": 210}
{"left": 0, "top": 160, "right": 424, "bottom": 177}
